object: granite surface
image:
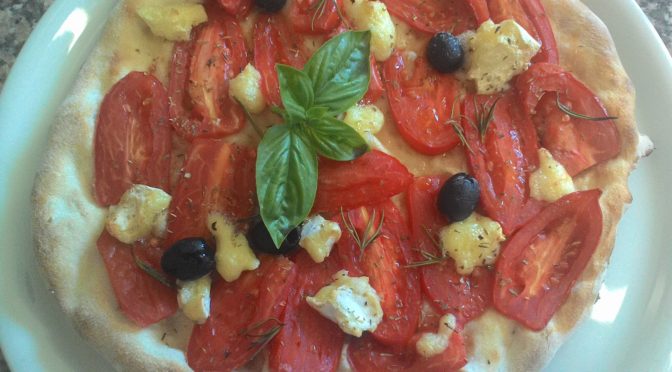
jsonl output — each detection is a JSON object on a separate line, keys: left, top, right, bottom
{"left": 0, "top": 0, "right": 670, "bottom": 370}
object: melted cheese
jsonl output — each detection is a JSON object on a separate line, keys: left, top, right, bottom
{"left": 208, "top": 214, "right": 260, "bottom": 282}
{"left": 530, "top": 148, "right": 576, "bottom": 202}
{"left": 440, "top": 213, "right": 506, "bottom": 275}
{"left": 343, "top": 0, "right": 396, "bottom": 61}
{"left": 299, "top": 215, "right": 342, "bottom": 263}
{"left": 136, "top": 0, "right": 207, "bottom": 42}
{"left": 306, "top": 270, "right": 383, "bottom": 337}
{"left": 416, "top": 314, "right": 457, "bottom": 358}
{"left": 466, "top": 19, "right": 540, "bottom": 94}
{"left": 229, "top": 63, "right": 266, "bottom": 114}
{"left": 177, "top": 276, "right": 211, "bottom": 324}
{"left": 106, "top": 184, "right": 171, "bottom": 244}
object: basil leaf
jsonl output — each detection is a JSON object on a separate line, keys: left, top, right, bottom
{"left": 277, "top": 64, "right": 314, "bottom": 120}
{"left": 304, "top": 31, "right": 371, "bottom": 115}
{"left": 302, "top": 117, "right": 369, "bottom": 161}
{"left": 256, "top": 124, "right": 318, "bottom": 248}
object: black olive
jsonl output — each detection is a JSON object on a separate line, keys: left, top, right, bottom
{"left": 255, "top": 0, "right": 286, "bottom": 12}
{"left": 426, "top": 32, "right": 464, "bottom": 73}
{"left": 247, "top": 218, "right": 301, "bottom": 255}
{"left": 437, "top": 173, "right": 480, "bottom": 222}
{"left": 161, "top": 238, "right": 215, "bottom": 281}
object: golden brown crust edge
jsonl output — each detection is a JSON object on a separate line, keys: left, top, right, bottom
{"left": 462, "top": 0, "right": 641, "bottom": 370}
{"left": 31, "top": 0, "right": 643, "bottom": 371}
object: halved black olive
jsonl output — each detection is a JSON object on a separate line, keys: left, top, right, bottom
{"left": 427, "top": 32, "right": 465, "bottom": 73}
{"left": 247, "top": 218, "right": 301, "bottom": 255}
{"left": 437, "top": 173, "right": 480, "bottom": 222}
{"left": 255, "top": 0, "right": 286, "bottom": 13}
{"left": 161, "top": 238, "right": 215, "bottom": 281}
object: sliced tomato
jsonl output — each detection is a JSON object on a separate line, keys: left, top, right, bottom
{"left": 381, "top": 0, "right": 479, "bottom": 34}
{"left": 288, "top": 0, "right": 343, "bottom": 35}
{"left": 494, "top": 189, "right": 603, "bottom": 330}
{"left": 383, "top": 52, "right": 462, "bottom": 155}
{"left": 337, "top": 202, "right": 421, "bottom": 346}
{"left": 520, "top": 0, "right": 559, "bottom": 64}
{"left": 362, "top": 55, "right": 384, "bottom": 104}
{"left": 462, "top": 92, "right": 542, "bottom": 235}
{"left": 169, "top": 19, "right": 248, "bottom": 139}
{"left": 516, "top": 63, "right": 621, "bottom": 176}
{"left": 406, "top": 177, "right": 494, "bottom": 324}
{"left": 313, "top": 150, "right": 413, "bottom": 213}
{"left": 269, "top": 251, "right": 345, "bottom": 372}
{"left": 94, "top": 72, "right": 171, "bottom": 206}
{"left": 254, "top": 14, "right": 308, "bottom": 107}
{"left": 217, "top": 0, "right": 252, "bottom": 16}
{"left": 96, "top": 231, "right": 177, "bottom": 327}
{"left": 165, "top": 140, "right": 256, "bottom": 246}
{"left": 487, "top": 0, "right": 538, "bottom": 38}
{"left": 187, "top": 256, "right": 296, "bottom": 371}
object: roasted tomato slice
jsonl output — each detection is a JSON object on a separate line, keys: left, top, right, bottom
{"left": 94, "top": 71, "right": 171, "bottom": 206}
{"left": 520, "top": 0, "right": 559, "bottom": 64}
{"left": 383, "top": 52, "right": 462, "bottom": 155}
{"left": 165, "top": 140, "right": 256, "bottom": 246}
{"left": 254, "top": 14, "right": 308, "bottom": 107}
{"left": 217, "top": 0, "right": 252, "bottom": 16}
{"left": 406, "top": 177, "right": 494, "bottom": 324}
{"left": 517, "top": 63, "right": 621, "bottom": 176}
{"left": 462, "top": 92, "right": 542, "bottom": 235}
{"left": 493, "top": 189, "right": 603, "bottom": 331}
{"left": 288, "top": 0, "right": 344, "bottom": 34}
{"left": 381, "top": 0, "right": 480, "bottom": 34}
{"left": 187, "top": 256, "right": 296, "bottom": 371}
{"left": 97, "top": 231, "right": 177, "bottom": 327}
{"left": 313, "top": 150, "right": 413, "bottom": 213}
{"left": 487, "top": 0, "right": 538, "bottom": 37}
{"left": 169, "top": 19, "right": 248, "bottom": 139}
{"left": 269, "top": 251, "right": 345, "bottom": 372}
{"left": 337, "top": 202, "right": 421, "bottom": 346}
{"left": 362, "top": 55, "right": 384, "bottom": 104}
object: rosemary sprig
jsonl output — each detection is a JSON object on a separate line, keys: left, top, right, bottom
{"left": 310, "top": 0, "right": 348, "bottom": 31}
{"left": 555, "top": 93, "right": 618, "bottom": 121}
{"left": 131, "top": 248, "right": 175, "bottom": 289}
{"left": 242, "top": 318, "right": 284, "bottom": 351}
{"left": 471, "top": 96, "right": 501, "bottom": 141}
{"left": 405, "top": 250, "right": 450, "bottom": 268}
{"left": 340, "top": 207, "right": 385, "bottom": 259}
{"left": 445, "top": 96, "right": 474, "bottom": 154}
{"left": 421, "top": 225, "right": 442, "bottom": 250}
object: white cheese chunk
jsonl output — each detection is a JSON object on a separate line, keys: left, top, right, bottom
{"left": 306, "top": 270, "right": 383, "bottom": 337}
{"left": 343, "top": 0, "right": 396, "bottom": 61}
{"left": 466, "top": 19, "right": 540, "bottom": 94}
{"left": 229, "top": 63, "right": 267, "bottom": 114}
{"left": 343, "top": 104, "right": 385, "bottom": 135}
{"left": 106, "top": 184, "right": 171, "bottom": 244}
{"left": 530, "top": 148, "right": 576, "bottom": 202}
{"left": 208, "top": 214, "right": 260, "bottom": 282}
{"left": 299, "top": 215, "right": 342, "bottom": 263}
{"left": 177, "top": 276, "right": 211, "bottom": 324}
{"left": 136, "top": 0, "right": 208, "bottom": 42}
{"left": 440, "top": 213, "right": 506, "bottom": 275}
{"left": 416, "top": 314, "right": 457, "bottom": 358}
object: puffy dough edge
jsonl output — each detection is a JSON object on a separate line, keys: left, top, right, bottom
{"left": 462, "top": 0, "right": 643, "bottom": 371}
{"left": 31, "top": 2, "right": 192, "bottom": 371}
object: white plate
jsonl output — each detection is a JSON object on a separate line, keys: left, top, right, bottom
{"left": 0, "top": 0, "right": 670, "bottom": 371}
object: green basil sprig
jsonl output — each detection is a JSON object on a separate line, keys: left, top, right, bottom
{"left": 256, "top": 31, "right": 372, "bottom": 248}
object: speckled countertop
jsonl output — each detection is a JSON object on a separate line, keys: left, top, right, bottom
{"left": 0, "top": 0, "right": 670, "bottom": 370}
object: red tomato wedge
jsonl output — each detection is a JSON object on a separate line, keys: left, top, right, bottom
{"left": 362, "top": 55, "right": 384, "bottom": 104}
{"left": 516, "top": 63, "right": 621, "bottom": 176}
{"left": 288, "top": 0, "right": 344, "bottom": 34}
{"left": 269, "top": 252, "right": 345, "bottom": 372}
{"left": 94, "top": 72, "right": 171, "bottom": 206}
{"left": 96, "top": 231, "right": 177, "bottom": 327}
{"left": 169, "top": 19, "right": 248, "bottom": 140}
{"left": 493, "top": 189, "right": 603, "bottom": 331}
{"left": 520, "top": 0, "right": 559, "bottom": 64}
{"left": 381, "top": 0, "right": 480, "bottom": 34}
{"left": 187, "top": 256, "right": 296, "bottom": 371}
{"left": 313, "top": 150, "right": 413, "bottom": 213}
{"left": 217, "top": 0, "right": 252, "bottom": 16}
{"left": 254, "top": 14, "right": 308, "bottom": 107}
{"left": 165, "top": 140, "right": 256, "bottom": 246}
{"left": 383, "top": 52, "right": 462, "bottom": 155}
{"left": 462, "top": 93, "right": 542, "bottom": 235}
{"left": 406, "top": 177, "right": 495, "bottom": 324}
{"left": 337, "top": 202, "right": 421, "bottom": 346}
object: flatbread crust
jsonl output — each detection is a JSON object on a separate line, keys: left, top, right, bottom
{"left": 31, "top": 0, "right": 644, "bottom": 371}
